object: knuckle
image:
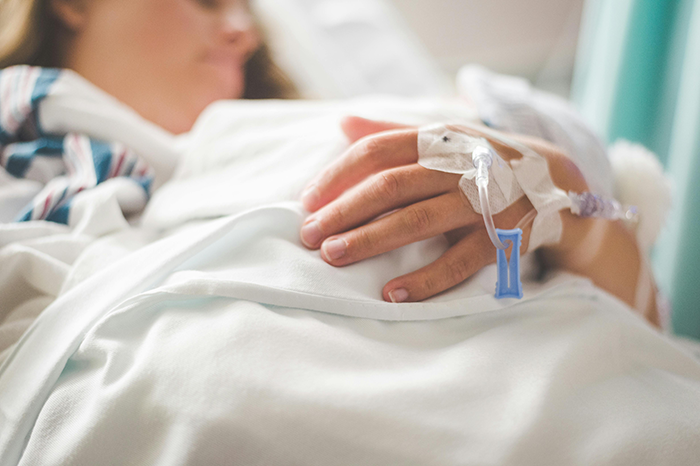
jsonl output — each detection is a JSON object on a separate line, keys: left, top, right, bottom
{"left": 447, "top": 257, "right": 472, "bottom": 285}
{"left": 423, "top": 276, "right": 437, "bottom": 295}
{"left": 475, "top": 231, "right": 495, "bottom": 263}
{"left": 550, "top": 153, "right": 587, "bottom": 192}
{"left": 561, "top": 156, "right": 586, "bottom": 182}
{"left": 358, "top": 137, "right": 384, "bottom": 166}
{"left": 372, "top": 171, "right": 401, "bottom": 199}
{"left": 420, "top": 273, "right": 439, "bottom": 295}
{"left": 320, "top": 204, "right": 347, "bottom": 232}
{"left": 349, "top": 227, "right": 375, "bottom": 254}
{"left": 404, "top": 206, "right": 432, "bottom": 233}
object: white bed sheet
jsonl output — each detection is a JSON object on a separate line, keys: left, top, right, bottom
{"left": 2, "top": 97, "right": 700, "bottom": 465}
{"left": 13, "top": 205, "right": 700, "bottom": 465}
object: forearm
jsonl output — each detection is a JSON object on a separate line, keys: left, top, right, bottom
{"left": 541, "top": 216, "right": 660, "bottom": 327}
{"left": 506, "top": 135, "right": 661, "bottom": 327}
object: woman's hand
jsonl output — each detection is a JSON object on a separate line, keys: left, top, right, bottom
{"left": 298, "top": 116, "right": 660, "bottom": 327}
{"left": 299, "top": 117, "right": 541, "bottom": 303}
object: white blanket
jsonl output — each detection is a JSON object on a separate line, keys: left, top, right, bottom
{"left": 2, "top": 98, "right": 700, "bottom": 465}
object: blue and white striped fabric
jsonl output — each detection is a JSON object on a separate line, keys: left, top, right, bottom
{"left": 0, "top": 66, "right": 153, "bottom": 224}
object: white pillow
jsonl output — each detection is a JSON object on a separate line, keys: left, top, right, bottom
{"left": 253, "top": 0, "right": 452, "bottom": 98}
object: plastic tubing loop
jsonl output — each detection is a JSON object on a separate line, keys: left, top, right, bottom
{"left": 472, "top": 145, "right": 507, "bottom": 250}
{"left": 478, "top": 182, "right": 508, "bottom": 249}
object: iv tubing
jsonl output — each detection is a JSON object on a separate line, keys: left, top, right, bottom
{"left": 515, "top": 209, "right": 537, "bottom": 231}
{"left": 473, "top": 146, "right": 507, "bottom": 250}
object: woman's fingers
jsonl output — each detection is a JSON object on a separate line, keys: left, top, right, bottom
{"left": 382, "top": 229, "right": 495, "bottom": 303}
{"left": 301, "top": 129, "right": 419, "bottom": 212}
{"left": 316, "top": 193, "right": 479, "bottom": 266}
{"left": 380, "top": 195, "right": 536, "bottom": 303}
{"left": 340, "top": 116, "right": 412, "bottom": 143}
{"left": 300, "top": 165, "right": 459, "bottom": 248}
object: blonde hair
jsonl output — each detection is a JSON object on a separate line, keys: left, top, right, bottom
{"left": 0, "top": 0, "right": 296, "bottom": 98}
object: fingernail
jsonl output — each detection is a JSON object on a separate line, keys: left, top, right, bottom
{"left": 300, "top": 221, "right": 323, "bottom": 247}
{"left": 301, "top": 185, "right": 319, "bottom": 210}
{"left": 323, "top": 238, "right": 347, "bottom": 260}
{"left": 388, "top": 288, "right": 409, "bottom": 303}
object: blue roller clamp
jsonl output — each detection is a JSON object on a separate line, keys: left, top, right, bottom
{"left": 495, "top": 228, "right": 523, "bottom": 299}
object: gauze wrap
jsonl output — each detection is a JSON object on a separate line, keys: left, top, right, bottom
{"left": 417, "top": 123, "right": 571, "bottom": 250}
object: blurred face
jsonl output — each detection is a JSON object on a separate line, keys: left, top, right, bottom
{"left": 56, "top": 0, "right": 260, "bottom": 133}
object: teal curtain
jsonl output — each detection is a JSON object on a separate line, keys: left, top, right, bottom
{"left": 572, "top": 0, "right": 700, "bottom": 339}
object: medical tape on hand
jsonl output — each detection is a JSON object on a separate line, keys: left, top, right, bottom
{"left": 417, "top": 123, "right": 571, "bottom": 250}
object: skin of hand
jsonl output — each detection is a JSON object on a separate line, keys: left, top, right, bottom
{"left": 300, "top": 116, "right": 660, "bottom": 327}
{"left": 50, "top": 0, "right": 259, "bottom": 134}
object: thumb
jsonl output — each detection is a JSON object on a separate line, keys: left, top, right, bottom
{"left": 340, "top": 116, "right": 412, "bottom": 143}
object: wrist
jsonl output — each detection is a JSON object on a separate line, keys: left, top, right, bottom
{"left": 542, "top": 214, "right": 609, "bottom": 271}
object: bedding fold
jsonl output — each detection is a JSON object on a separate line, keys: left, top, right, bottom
{"left": 2, "top": 84, "right": 699, "bottom": 465}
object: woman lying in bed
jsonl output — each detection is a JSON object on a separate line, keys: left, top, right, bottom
{"left": 0, "top": 0, "right": 659, "bottom": 326}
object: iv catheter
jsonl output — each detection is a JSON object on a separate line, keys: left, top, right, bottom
{"left": 472, "top": 145, "right": 523, "bottom": 299}
{"left": 471, "top": 144, "right": 638, "bottom": 300}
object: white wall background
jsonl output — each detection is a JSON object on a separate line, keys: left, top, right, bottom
{"left": 387, "top": 0, "right": 585, "bottom": 96}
